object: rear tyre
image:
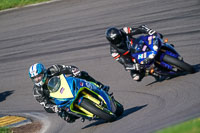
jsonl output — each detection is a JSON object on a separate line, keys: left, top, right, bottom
{"left": 163, "top": 55, "right": 195, "bottom": 73}
{"left": 80, "top": 98, "right": 116, "bottom": 122}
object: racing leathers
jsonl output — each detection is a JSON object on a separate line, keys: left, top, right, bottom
{"left": 110, "top": 25, "right": 162, "bottom": 81}
{"left": 33, "top": 64, "right": 108, "bottom": 123}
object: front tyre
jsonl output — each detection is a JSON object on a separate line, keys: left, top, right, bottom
{"left": 163, "top": 55, "right": 195, "bottom": 73}
{"left": 80, "top": 98, "right": 116, "bottom": 122}
{"left": 114, "top": 101, "right": 124, "bottom": 117}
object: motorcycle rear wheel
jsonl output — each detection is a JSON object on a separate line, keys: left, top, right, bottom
{"left": 80, "top": 98, "right": 116, "bottom": 122}
{"left": 163, "top": 55, "right": 195, "bottom": 73}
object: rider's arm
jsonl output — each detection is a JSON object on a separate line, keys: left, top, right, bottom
{"left": 121, "top": 25, "right": 157, "bottom": 36}
{"left": 47, "top": 64, "right": 81, "bottom": 77}
{"left": 110, "top": 46, "right": 136, "bottom": 69}
{"left": 33, "top": 85, "right": 52, "bottom": 107}
{"left": 110, "top": 46, "right": 125, "bottom": 65}
{"left": 110, "top": 46, "right": 142, "bottom": 71}
{"left": 33, "top": 86, "right": 58, "bottom": 113}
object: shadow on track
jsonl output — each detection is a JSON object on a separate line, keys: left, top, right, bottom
{"left": 146, "top": 64, "right": 200, "bottom": 86}
{"left": 0, "top": 90, "right": 14, "bottom": 102}
{"left": 120, "top": 104, "right": 148, "bottom": 119}
{"left": 82, "top": 104, "right": 148, "bottom": 129}
{"left": 193, "top": 64, "right": 200, "bottom": 72}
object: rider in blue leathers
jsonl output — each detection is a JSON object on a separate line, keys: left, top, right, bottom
{"left": 29, "top": 63, "right": 109, "bottom": 123}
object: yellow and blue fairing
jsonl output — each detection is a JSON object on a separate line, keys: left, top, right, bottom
{"left": 49, "top": 74, "right": 77, "bottom": 108}
{"left": 48, "top": 74, "right": 115, "bottom": 114}
{"left": 48, "top": 74, "right": 99, "bottom": 107}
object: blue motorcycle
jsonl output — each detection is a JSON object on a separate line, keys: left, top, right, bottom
{"left": 47, "top": 74, "right": 124, "bottom": 122}
{"left": 127, "top": 35, "right": 195, "bottom": 77}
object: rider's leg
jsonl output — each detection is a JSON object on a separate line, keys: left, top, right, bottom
{"left": 130, "top": 70, "right": 145, "bottom": 82}
{"left": 58, "top": 109, "right": 79, "bottom": 123}
{"left": 79, "top": 71, "right": 110, "bottom": 92}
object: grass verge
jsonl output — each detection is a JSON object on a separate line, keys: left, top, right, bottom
{"left": 0, "top": 127, "right": 12, "bottom": 133}
{"left": 0, "top": 0, "right": 50, "bottom": 11}
{"left": 0, "top": 121, "right": 42, "bottom": 133}
{"left": 156, "top": 117, "right": 200, "bottom": 133}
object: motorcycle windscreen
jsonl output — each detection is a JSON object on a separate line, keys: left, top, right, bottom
{"left": 48, "top": 74, "right": 74, "bottom": 99}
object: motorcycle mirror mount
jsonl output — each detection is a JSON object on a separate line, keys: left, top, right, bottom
{"left": 164, "top": 38, "right": 168, "bottom": 43}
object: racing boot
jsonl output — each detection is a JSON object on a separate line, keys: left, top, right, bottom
{"left": 58, "top": 110, "right": 79, "bottom": 123}
{"left": 131, "top": 70, "right": 145, "bottom": 82}
{"left": 96, "top": 81, "right": 110, "bottom": 93}
{"left": 66, "top": 114, "right": 79, "bottom": 123}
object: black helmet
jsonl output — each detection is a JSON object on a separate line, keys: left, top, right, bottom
{"left": 106, "top": 27, "right": 123, "bottom": 46}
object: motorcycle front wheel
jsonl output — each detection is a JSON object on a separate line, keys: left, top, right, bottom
{"left": 163, "top": 55, "right": 195, "bottom": 73}
{"left": 80, "top": 98, "right": 116, "bottom": 122}
{"left": 114, "top": 100, "right": 124, "bottom": 117}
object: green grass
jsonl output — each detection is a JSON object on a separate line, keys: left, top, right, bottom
{"left": 0, "top": 0, "right": 50, "bottom": 11}
{"left": 0, "top": 127, "right": 12, "bottom": 133}
{"left": 156, "top": 118, "right": 200, "bottom": 133}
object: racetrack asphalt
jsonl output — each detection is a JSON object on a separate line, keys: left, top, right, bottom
{"left": 0, "top": 0, "right": 200, "bottom": 133}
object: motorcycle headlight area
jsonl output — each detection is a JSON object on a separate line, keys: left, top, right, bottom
{"left": 149, "top": 53, "right": 156, "bottom": 59}
{"left": 153, "top": 45, "right": 158, "bottom": 51}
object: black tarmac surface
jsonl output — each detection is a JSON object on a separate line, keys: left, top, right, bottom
{"left": 0, "top": 0, "right": 200, "bottom": 133}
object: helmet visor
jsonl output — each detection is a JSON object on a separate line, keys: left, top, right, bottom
{"left": 112, "top": 37, "right": 122, "bottom": 45}
{"left": 31, "top": 73, "right": 44, "bottom": 83}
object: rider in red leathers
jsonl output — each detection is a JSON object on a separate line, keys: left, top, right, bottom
{"left": 105, "top": 25, "right": 164, "bottom": 81}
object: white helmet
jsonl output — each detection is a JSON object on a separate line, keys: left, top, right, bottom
{"left": 29, "top": 63, "right": 47, "bottom": 87}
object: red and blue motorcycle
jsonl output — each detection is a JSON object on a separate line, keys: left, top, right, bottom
{"left": 128, "top": 34, "right": 195, "bottom": 77}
